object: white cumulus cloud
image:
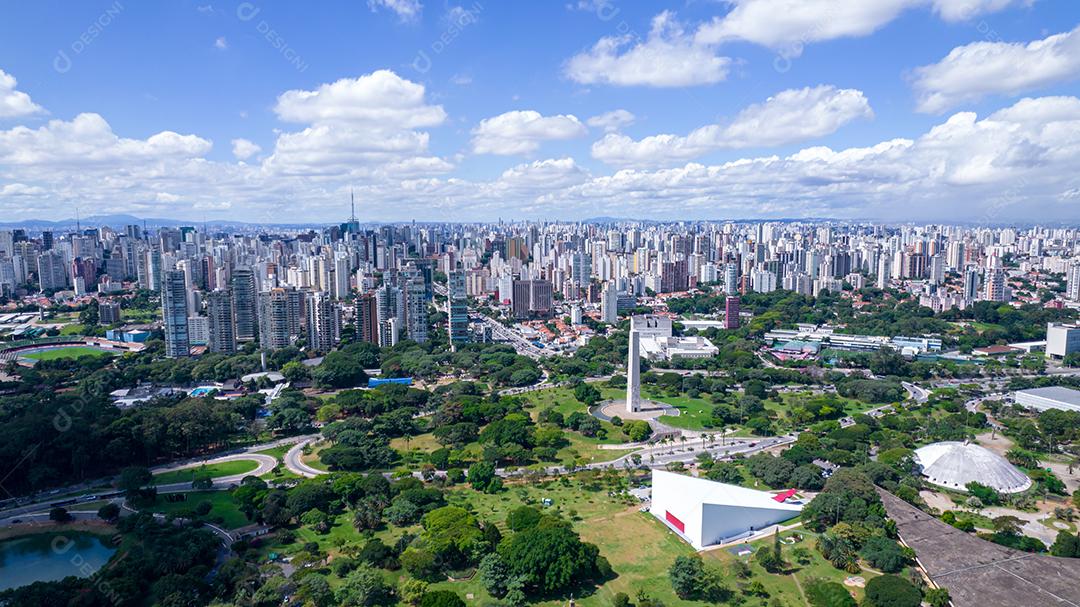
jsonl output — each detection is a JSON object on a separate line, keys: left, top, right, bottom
{"left": 0, "top": 113, "right": 211, "bottom": 166}
{"left": 231, "top": 138, "right": 261, "bottom": 160}
{"left": 267, "top": 70, "right": 450, "bottom": 176}
{"left": 592, "top": 85, "right": 873, "bottom": 167}
{"left": 587, "top": 109, "right": 636, "bottom": 132}
{"left": 565, "top": 11, "right": 731, "bottom": 87}
{"left": 274, "top": 70, "right": 446, "bottom": 127}
{"left": 913, "top": 24, "right": 1080, "bottom": 113}
{"left": 472, "top": 110, "right": 587, "bottom": 155}
{"left": 695, "top": 0, "right": 1030, "bottom": 55}
{"left": 0, "top": 69, "right": 46, "bottom": 119}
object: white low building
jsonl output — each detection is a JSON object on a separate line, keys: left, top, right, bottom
{"left": 1013, "top": 386, "right": 1080, "bottom": 413}
{"left": 650, "top": 470, "right": 803, "bottom": 550}
{"left": 639, "top": 335, "right": 719, "bottom": 360}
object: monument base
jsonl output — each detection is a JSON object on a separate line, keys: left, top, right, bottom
{"left": 594, "top": 399, "right": 676, "bottom": 422}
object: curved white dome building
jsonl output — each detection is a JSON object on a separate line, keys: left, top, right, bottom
{"left": 914, "top": 441, "right": 1032, "bottom": 494}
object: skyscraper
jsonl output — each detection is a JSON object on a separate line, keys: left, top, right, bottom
{"left": 724, "top": 296, "right": 740, "bottom": 330}
{"left": 231, "top": 267, "right": 257, "bottom": 342}
{"left": 306, "top": 292, "right": 342, "bottom": 353}
{"left": 571, "top": 251, "right": 591, "bottom": 291}
{"left": 376, "top": 283, "right": 405, "bottom": 347}
{"left": 1067, "top": 263, "right": 1080, "bottom": 301}
{"left": 356, "top": 291, "right": 380, "bottom": 344}
{"left": 162, "top": 269, "right": 190, "bottom": 358}
{"left": 36, "top": 250, "right": 68, "bottom": 291}
{"left": 963, "top": 267, "right": 980, "bottom": 301}
{"left": 724, "top": 263, "right": 738, "bottom": 295}
{"left": 258, "top": 288, "right": 302, "bottom": 350}
{"left": 332, "top": 253, "right": 351, "bottom": 299}
{"left": 207, "top": 289, "right": 236, "bottom": 354}
{"left": 876, "top": 253, "right": 892, "bottom": 289}
{"left": 984, "top": 268, "right": 1007, "bottom": 302}
{"left": 600, "top": 281, "right": 618, "bottom": 324}
{"left": 404, "top": 271, "right": 428, "bottom": 343}
{"left": 448, "top": 270, "right": 469, "bottom": 347}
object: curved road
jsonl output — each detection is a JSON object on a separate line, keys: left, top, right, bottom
{"left": 152, "top": 453, "right": 280, "bottom": 492}
{"left": 0, "top": 434, "right": 317, "bottom": 522}
{"left": 284, "top": 439, "right": 328, "bottom": 478}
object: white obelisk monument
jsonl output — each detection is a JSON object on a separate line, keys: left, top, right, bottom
{"left": 626, "top": 326, "right": 641, "bottom": 413}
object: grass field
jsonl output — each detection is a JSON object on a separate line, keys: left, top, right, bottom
{"left": 23, "top": 346, "right": 114, "bottom": 361}
{"left": 524, "top": 386, "right": 625, "bottom": 445}
{"left": 432, "top": 478, "right": 873, "bottom": 606}
{"left": 250, "top": 470, "right": 874, "bottom": 605}
{"left": 152, "top": 460, "right": 260, "bottom": 485}
{"left": 301, "top": 443, "right": 330, "bottom": 472}
{"left": 147, "top": 491, "right": 251, "bottom": 529}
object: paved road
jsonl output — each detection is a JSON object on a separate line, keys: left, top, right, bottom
{"left": 153, "top": 453, "right": 280, "bottom": 492}
{"left": 284, "top": 438, "right": 327, "bottom": 478}
{"left": 0, "top": 434, "right": 316, "bottom": 522}
{"left": 903, "top": 381, "right": 930, "bottom": 403}
{"left": 283, "top": 430, "right": 800, "bottom": 479}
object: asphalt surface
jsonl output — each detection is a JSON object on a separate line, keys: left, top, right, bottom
{"left": 0, "top": 434, "right": 316, "bottom": 524}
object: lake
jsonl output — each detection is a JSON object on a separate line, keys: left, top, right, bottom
{"left": 0, "top": 532, "right": 117, "bottom": 591}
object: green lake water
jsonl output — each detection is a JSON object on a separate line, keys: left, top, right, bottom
{"left": 0, "top": 532, "right": 116, "bottom": 591}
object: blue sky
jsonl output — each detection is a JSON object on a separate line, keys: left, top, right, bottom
{"left": 1, "top": 0, "right": 1079, "bottom": 223}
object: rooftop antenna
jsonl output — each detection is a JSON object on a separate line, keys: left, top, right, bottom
{"left": 75, "top": 206, "right": 81, "bottom": 232}
{"left": 350, "top": 189, "right": 357, "bottom": 223}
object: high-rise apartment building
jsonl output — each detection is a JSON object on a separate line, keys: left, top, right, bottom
{"left": 600, "top": 281, "right": 618, "bottom": 324}
{"left": 376, "top": 283, "right": 405, "bottom": 347}
{"left": 724, "top": 296, "right": 740, "bottom": 330}
{"left": 404, "top": 272, "right": 428, "bottom": 344}
{"left": 162, "top": 269, "right": 190, "bottom": 358}
{"left": 1067, "top": 263, "right": 1080, "bottom": 301}
{"left": 258, "top": 288, "right": 302, "bottom": 350}
{"left": 448, "top": 270, "right": 469, "bottom": 347}
{"left": 98, "top": 300, "right": 122, "bottom": 325}
{"left": 357, "top": 291, "right": 380, "bottom": 344}
{"left": 36, "top": 250, "right": 68, "bottom": 291}
{"left": 231, "top": 267, "right": 258, "bottom": 342}
{"left": 983, "top": 268, "right": 1006, "bottom": 302}
{"left": 207, "top": 289, "right": 236, "bottom": 354}
{"left": 963, "top": 267, "right": 980, "bottom": 301}
{"left": 305, "top": 292, "right": 342, "bottom": 353}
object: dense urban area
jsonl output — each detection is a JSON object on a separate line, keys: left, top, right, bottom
{"left": 0, "top": 219, "right": 1079, "bottom": 607}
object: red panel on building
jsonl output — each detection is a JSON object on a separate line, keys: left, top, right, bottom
{"left": 773, "top": 489, "right": 797, "bottom": 503}
{"left": 665, "top": 511, "right": 685, "bottom": 532}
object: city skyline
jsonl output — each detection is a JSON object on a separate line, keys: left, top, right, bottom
{"left": 0, "top": 1, "right": 1078, "bottom": 223}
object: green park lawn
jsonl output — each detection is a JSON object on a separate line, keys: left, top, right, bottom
{"left": 147, "top": 490, "right": 251, "bottom": 529}
{"left": 251, "top": 472, "right": 873, "bottom": 605}
{"left": 23, "top": 346, "right": 113, "bottom": 361}
{"left": 254, "top": 444, "right": 291, "bottom": 460}
{"left": 301, "top": 443, "right": 331, "bottom": 472}
{"left": 434, "top": 479, "right": 871, "bottom": 606}
{"left": 152, "top": 460, "right": 260, "bottom": 485}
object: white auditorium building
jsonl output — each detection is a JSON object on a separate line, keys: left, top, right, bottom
{"left": 649, "top": 470, "right": 803, "bottom": 550}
